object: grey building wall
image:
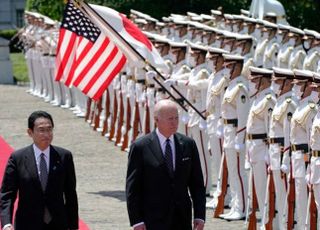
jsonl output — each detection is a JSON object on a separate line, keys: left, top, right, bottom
{"left": 0, "top": 0, "right": 26, "bottom": 30}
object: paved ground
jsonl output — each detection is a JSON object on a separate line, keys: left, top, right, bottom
{"left": 0, "top": 84, "right": 247, "bottom": 229}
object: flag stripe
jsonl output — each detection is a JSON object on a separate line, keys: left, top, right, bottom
{"left": 55, "top": 29, "right": 77, "bottom": 81}
{"left": 73, "top": 36, "right": 111, "bottom": 86}
{"left": 90, "top": 54, "right": 127, "bottom": 100}
{"left": 82, "top": 46, "right": 120, "bottom": 93}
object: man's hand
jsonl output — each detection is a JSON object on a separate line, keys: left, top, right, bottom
{"left": 193, "top": 219, "right": 204, "bottom": 230}
{"left": 133, "top": 223, "right": 146, "bottom": 230}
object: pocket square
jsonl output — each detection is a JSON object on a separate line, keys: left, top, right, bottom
{"left": 182, "top": 157, "right": 190, "bottom": 161}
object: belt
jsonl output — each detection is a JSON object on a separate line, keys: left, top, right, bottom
{"left": 312, "top": 150, "right": 320, "bottom": 157}
{"left": 246, "top": 133, "right": 267, "bottom": 140}
{"left": 291, "top": 143, "right": 309, "bottom": 152}
{"left": 147, "top": 84, "right": 155, "bottom": 87}
{"left": 269, "top": 137, "right": 284, "bottom": 146}
{"left": 137, "top": 79, "right": 146, "bottom": 84}
{"left": 157, "top": 88, "right": 166, "bottom": 92}
{"left": 223, "top": 119, "right": 238, "bottom": 127}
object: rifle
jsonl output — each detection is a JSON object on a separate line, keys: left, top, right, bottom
{"left": 132, "top": 101, "right": 141, "bottom": 142}
{"left": 144, "top": 101, "right": 151, "bottom": 134}
{"left": 287, "top": 154, "right": 295, "bottom": 230}
{"left": 115, "top": 92, "right": 124, "bottom": 145}
{"left": 93, "top": 98, "right": 102, "bottom": 131}
{"left": 89, "top": 100, "right": 96, "bottom": 125}
{"left": 214, "top": 139, "right": 228, "bottom": 218}
{"left": 248, "top": 171, "right": 258, "bottom": 230}
{"left": 85, "top": 97, "right": 92, "bottom": 122}
{"left": 309, "top": 186, "right": 317, "bottom": 230}
{"left": 264, "top": 171, "right": 276, "bottom": 230}
{"left": 101, "top": 89, "right": 111, "bottom": 136}
{"left": 121, "top": 97, "right": 131, "bottom": 151}
{"left": 108, "top": 89, "right": 118, "bottom": 141}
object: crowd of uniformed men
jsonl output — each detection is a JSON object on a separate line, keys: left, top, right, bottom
{"left": 12, "top": 4, "right": 320, "bottom": 230}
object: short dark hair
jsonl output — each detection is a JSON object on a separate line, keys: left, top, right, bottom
{"left": 28, "top": 111, "right": 54, "bottom": 130}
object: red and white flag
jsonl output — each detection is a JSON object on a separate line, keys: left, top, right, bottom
{"left": 78, "top": 1, "right": 168, "bottom": 71}
{"left": 55, "top": 1, "right": 126, "bottom": 100}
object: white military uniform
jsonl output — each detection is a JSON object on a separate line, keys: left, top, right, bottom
{"left": 263, "top": 37, "right": 279, "bottom": 69}
{"left": 221, "top": 73, "right": 249, "bottom": 218}
{"left": 303, "top": 46, "right": 320, "bottom": 71}
{"left": 247, "top": 87, "right": 276, "bottom": 226}
{"left": 170, "top": 60, "right": 191, "bottom": 136}
{"left": 308, "top": 107, "right": 320, "bottom": 230}
{"left": 288, "top": 44, "right": 306, "bottom": 70}
{"left": 277, "top": 42, "right": 294, "bottom": 68}
{"left": 290, "top": 94, "right": 317, "bottom": 229}
{"left": 269, "top": 89, "right": 297, "bottom": 229}
{"left": 185, "top": 63, "right": 211, "bottom": 193}
{"left": 205, "top": 67, "right": 230, "bottom": 208}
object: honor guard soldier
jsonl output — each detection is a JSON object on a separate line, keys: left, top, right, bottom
{"left": 267, "top": 67, "right": 297, "bottom": 230}
{"left": 307, "top": 72, "right": 320, "bottom": 230}
{"left": 303, "top": 29, "right": 320, "bottom": 71}
{"left": 201, "top": 26, "right": 220, "bottom": 46}
{"left": 166, "top": 42, "right": 211, "bottom": 193}
{"left": 221, "top": 31, "right": 237, "bottom": 53}
{"left": 204, "top": 48, "right": 231, "bottom": 209}
{"left": 219, "top": 54, "right": 249, "bottom": 221}
{"left": 210, "top": 9, "right": 225, "bottom": 29}
{"left": 253, "top": 20, "right": 270, "bottom": 68}
{"left": 235, "top": 35, "right": 254, "bottom": 79}
{"left": 246, "top": 67, "right": 276, "bottom": 228}
{"left": 288, "top": 27, "right": 306, "bottom": 70}
{"left": 165, "top": 41, "right": 191, "bottom": 136}
{"left": 172, "top": 19, "right": 189, "bottom": 42}
{"left": 277, "top": 24, "right": 294, "bottom": 68}
{"left": 262, "top": 21, "right": 279, "bottom": 69}
{"left": 290, "top": 69, "right": 318, "bottom": 229}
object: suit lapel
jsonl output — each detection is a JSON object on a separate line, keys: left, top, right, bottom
{"left": 148, "top": 131, "right": 165, "bottom": 166}
{"left": 24, "top": 145, "right": 42, "bottom": 191}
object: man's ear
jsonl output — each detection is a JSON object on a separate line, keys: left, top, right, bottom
{"left": 27, "top": 128, "right": 33, "bottom": 137}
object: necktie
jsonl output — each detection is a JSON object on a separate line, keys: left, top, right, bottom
{"left": 165, "top": 139, "right": 174, "bottom": 175}
{"left": 40, "top": 153, "right": 48, "bottom": 191}
{"left": 40, "top": 153, "right": 52, "bottom": 224}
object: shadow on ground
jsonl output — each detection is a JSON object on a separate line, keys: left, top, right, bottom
{"left": 88, "top": 190, "right": 126, "bottom": 202}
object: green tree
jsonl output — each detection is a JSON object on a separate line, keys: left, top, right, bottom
{"left": 25, "top": 0, "right": 65, "bottom": 21}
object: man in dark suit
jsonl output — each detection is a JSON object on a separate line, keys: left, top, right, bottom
{"left": 126, "top": 99, "right": 206, "bottom": 230}
{"left": 0, "top": 111, "right": 78, "bottom": 230}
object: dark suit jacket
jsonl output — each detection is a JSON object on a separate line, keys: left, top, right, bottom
{"left": 126, "top": 131, "right": 206, "bottom": 230}
{"left": 0, "top": 144, "right": 78, "bottom": 230}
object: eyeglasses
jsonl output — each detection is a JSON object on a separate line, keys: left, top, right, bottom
{"left": 34, "top": 127, "right": 53, "bottom": 134}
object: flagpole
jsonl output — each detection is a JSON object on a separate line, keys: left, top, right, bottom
{"left": 74, "top": 0, "right": 206, "bottom": 120}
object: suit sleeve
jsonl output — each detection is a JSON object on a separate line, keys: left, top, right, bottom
{"left": 64, "top": 152, "right": 79, "bottom": 229}
{"left": 188, "top": 140, "right": 206, "bottom": 221}
{"left": 126, "top": 143, "right": 144, "bottom": 226}
{"left": 0, "top": 154, "right": 18, "bottom": 228}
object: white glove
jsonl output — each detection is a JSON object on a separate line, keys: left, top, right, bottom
{"left": 264, "top": 153, "right": 270, "bottom": 165}
{"left": 244, "top": 159, "right": 251, "bottom": 170}
{"left": 280, "top": 163, "right": 289, "bottom": 174}
{"left": 216, "top": 126, "right": 223, "bottom": 138}
{"left": 163, "top": 79, "right": 177, "bottom": 88}
{"left": 146, "top": 71, "right": 156, "bottom": 83}
{"left": 235, "top": 143, "right": 245, "bottom": 151}
{"left": 181, "top": 113, "right": 189, "bottom": 124}
{"left": 305, "top": 174, "right": 311, "bottom": 185}
{"left": 199, "top": 119, "right": 207, "bottom": 130}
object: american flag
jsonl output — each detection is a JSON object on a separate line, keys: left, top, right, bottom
{"left": 55, "top": 1, "right": 126, "bottom": 100}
